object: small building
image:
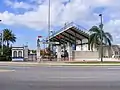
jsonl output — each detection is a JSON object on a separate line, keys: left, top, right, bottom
{"left": 12, "top": 47, "right": 24, "bottom": 61}
{"left": 12, "top": 46, "right": 37, "bottom": 62}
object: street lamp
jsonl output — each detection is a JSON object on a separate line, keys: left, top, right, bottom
{"left": 99, "top": 14, "right": 103, "bottom": 62}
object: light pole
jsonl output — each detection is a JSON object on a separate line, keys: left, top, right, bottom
{"left": 0, "top": 20, "right": 3, "bottom": 55}
{"left": 48, "top": 0, "right": 51, "bottom": 61}
{"left": 48, "top": 0, "right": 51, "bottom": 41}
{"left": 99, "top": 14, "right": 103, "bottom": 62}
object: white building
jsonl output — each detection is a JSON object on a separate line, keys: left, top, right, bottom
{"left": 49, "top": 22, "right": 120, "bottom": 61}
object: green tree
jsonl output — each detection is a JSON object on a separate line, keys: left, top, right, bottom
{"left": 3, "top": 29, "right": 16, "bottom": 47}
{"left": 88, "top": 26, "right": 113, "bottom": 61}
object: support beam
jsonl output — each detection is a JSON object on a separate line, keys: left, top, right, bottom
{"left": 64, "top": 31, "right": 82, "bottom": 41}
{"left": 50, "top": 37, "right": 65, "bottom": 44}
{"left": 60, "top": 33, "right": 75, "bottom": 43}
{"left": 56, "top": 45, "right": 61, "bottom": 61}
{"left": 57, "top": 34, "right": 74, "bottom": 44}
{"left": 81, "top": 40, "right": 83, "bottom": 51}
{"left": 74, "top": 32, "right": 77, "bottom": 50}
{"left": 67, "top": 42, "right": 72, "bottom": 61}
{"left": 77, "top": 43, "right": 88, "bottom": 45}
{"left": 71, "top": 28, "right": 89, "bottom": 39}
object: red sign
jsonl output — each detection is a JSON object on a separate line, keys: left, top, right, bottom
{"left": 56, "top": 35, "right": 64, "bottom": 39}
{"left": 38, "top": 36, "right": 42, "bottom": 38}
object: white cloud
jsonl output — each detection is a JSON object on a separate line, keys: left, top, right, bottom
{"left": 104, "top": 19, "right": 120, "bottom": 44}
{"left": 1, "top": 0, "right": 120, "bottom": 44}
{"left": 5, "top": 0, "right": 35, "bottom": 10}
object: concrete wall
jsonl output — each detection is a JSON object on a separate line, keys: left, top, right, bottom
{"left": 24, "top": 46, "right": 28, "bottom": 60}
{"left": 72, "top": 51, "right": 99, "bottom": 61}
{"left": 28, "top": 54, "right": 37, "bottom": 62}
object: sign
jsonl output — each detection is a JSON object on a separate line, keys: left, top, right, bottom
{"left": 56, "top": 35, "right": 64, "bottom": 39}
{"left": 38, "top": 36, "right": 42, "bottom": 38}
{"left": 39, "top": 42, "right": 59, "bottom": 44}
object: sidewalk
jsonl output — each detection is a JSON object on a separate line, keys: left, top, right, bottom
{"left": 40, "top": 62, "right": 120, "bottom": 66}
{"left": 0, "top": 62, "right": 39, "bottom": 66}
{"left": 0, "top": 61, "right": 120, "bottom": 66}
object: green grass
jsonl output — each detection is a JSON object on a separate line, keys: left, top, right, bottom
{"left": 65, "top": 61, "right": 120, "bottom": 64}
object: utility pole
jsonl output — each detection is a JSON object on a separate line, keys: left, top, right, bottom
{"left": 48, "top": 0, "right": 51, "bottom": 61}
{"left": 0, "top": 20, "right": 3, "bottom": 55}
{"left": 99, "top": 14, "right": 103, "bottom": 62}
{"left": 48, "top": 0, "right": 51, "bottom": 41}
{"left": 1, "top": 30, "right": 3, "bottom": 55}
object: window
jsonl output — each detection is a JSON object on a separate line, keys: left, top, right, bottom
{"left": 13, "top": 51, "right": 17, "bottom": 57}
{"left": 18, "top": 51, "right": 22, "bottom": 57}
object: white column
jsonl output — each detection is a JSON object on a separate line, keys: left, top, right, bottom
{"left": 67, "top": 42, "right": 72, "bottom": 61}
{"left": 37, "top": 38, "right": 41, "bottom": 62}
{"left": 24, "top": 46, "right": 28, "bottom": 61}
{"left": 12, "top": 50, "right": 14, "bottom": 57}
{"left": 56, "top": 45, "right": 61, "bottom": 61}
{"left": 37, "top": 47, "right": 41, "bottom": 62}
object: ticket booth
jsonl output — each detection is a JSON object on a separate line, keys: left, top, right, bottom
{"left": 12, "top": 47, "right": 24, "bottom": 61}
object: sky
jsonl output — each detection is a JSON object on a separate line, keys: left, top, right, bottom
{"left": 0, "top": 0, "right": 120, "bottom": 49}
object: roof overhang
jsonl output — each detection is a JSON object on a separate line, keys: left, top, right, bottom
{"left": 49, "top": 23, "right": 89, "bottom": 44}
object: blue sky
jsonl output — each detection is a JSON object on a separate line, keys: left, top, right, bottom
{"left": 0, "top": 0, "right": 120, "bottom": 49}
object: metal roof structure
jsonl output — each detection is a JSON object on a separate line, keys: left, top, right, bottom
{"left": 49, "top": 22, "right": 89, "bottom": 44}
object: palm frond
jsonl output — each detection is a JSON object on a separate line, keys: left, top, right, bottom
{"left": 89, "top": 26, "right": 101, "bottom": 34}
{"left": 3, "top": 29, "right": 16, "bottom": 46}
{"left": 106, "top": 38, "right": 112, "bottom": 46}
{"left": 105, "top": 32, "right": 113, "bottom": 41}
{"left": 88, "top": 25, "right": 113, "bottom": 51}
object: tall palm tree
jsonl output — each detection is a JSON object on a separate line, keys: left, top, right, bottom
{"left": 3, "top": 29, "right": 16, "bottom": 47}
{"left": 88, "top": 26, "right": 113, "bottom": 61}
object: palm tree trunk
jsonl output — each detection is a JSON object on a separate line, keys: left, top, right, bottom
{"left": 7, "top": 41, "right": 9, "bottom": 47}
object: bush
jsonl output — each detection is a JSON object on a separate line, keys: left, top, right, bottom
{"left": 0, "top": 55, "right": 7, "bottom": 61}
{"left": 0, "top": 55, "right": 11, "bottom": 61}
{"left": 0, "top": 46, "right": 12, "bottom": 61}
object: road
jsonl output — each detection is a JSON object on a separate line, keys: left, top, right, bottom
{"left": 0, "top": 64, "right": 120, "bottom": 90}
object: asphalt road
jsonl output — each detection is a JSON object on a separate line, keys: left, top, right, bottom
{"left": 0, "top": 65, "right": 120, "bottom": 90}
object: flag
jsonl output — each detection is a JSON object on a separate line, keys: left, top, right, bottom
{"left": 38, "top": 36, "right": 42, "bottom": 38}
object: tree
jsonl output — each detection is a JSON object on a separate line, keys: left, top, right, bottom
{"left": 88, "top": 26, "right": 113, "bottom": 61}
{"left": 3, "top": 29, "right": 16, "bottom": 47}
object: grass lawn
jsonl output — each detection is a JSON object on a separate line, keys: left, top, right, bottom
{"left": 64, "top": 61, "right": 120, "bottom": 64}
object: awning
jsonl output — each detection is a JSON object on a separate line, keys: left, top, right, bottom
{"left": 49, "top": 22, "right": 89, "bottom": 44}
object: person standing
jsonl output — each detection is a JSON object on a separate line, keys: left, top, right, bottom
{"left": 64, "top": 50, "right": 69, "bottom": 61}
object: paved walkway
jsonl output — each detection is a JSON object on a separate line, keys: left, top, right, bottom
{"left": 0, "top": 61, "right": 120, "bottom": 66}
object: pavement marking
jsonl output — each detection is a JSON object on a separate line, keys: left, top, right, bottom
{"left": 107, "top": 67, "right": 120, "bottom": 70}
{"left": 107, "top": 68, "right": 120, "bottom": 70}
{"left": 0, "top": 69, "right": 15, "bottom": 72}
{"left": 49, "top": 77, "right": 96, "bottom": 79}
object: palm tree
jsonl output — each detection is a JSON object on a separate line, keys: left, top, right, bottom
{"left": 3, "top": 29, "right": 16, "bottom": 47}
{"left": 88, "top": 26, "right": 113, "bottom": 61}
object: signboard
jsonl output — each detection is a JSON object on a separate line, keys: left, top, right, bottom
{"left": 39, "top": 42, "right": 59, "bottom": 44}
{"left": 38, "top": 36, "right": 42, "bottom": 38}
